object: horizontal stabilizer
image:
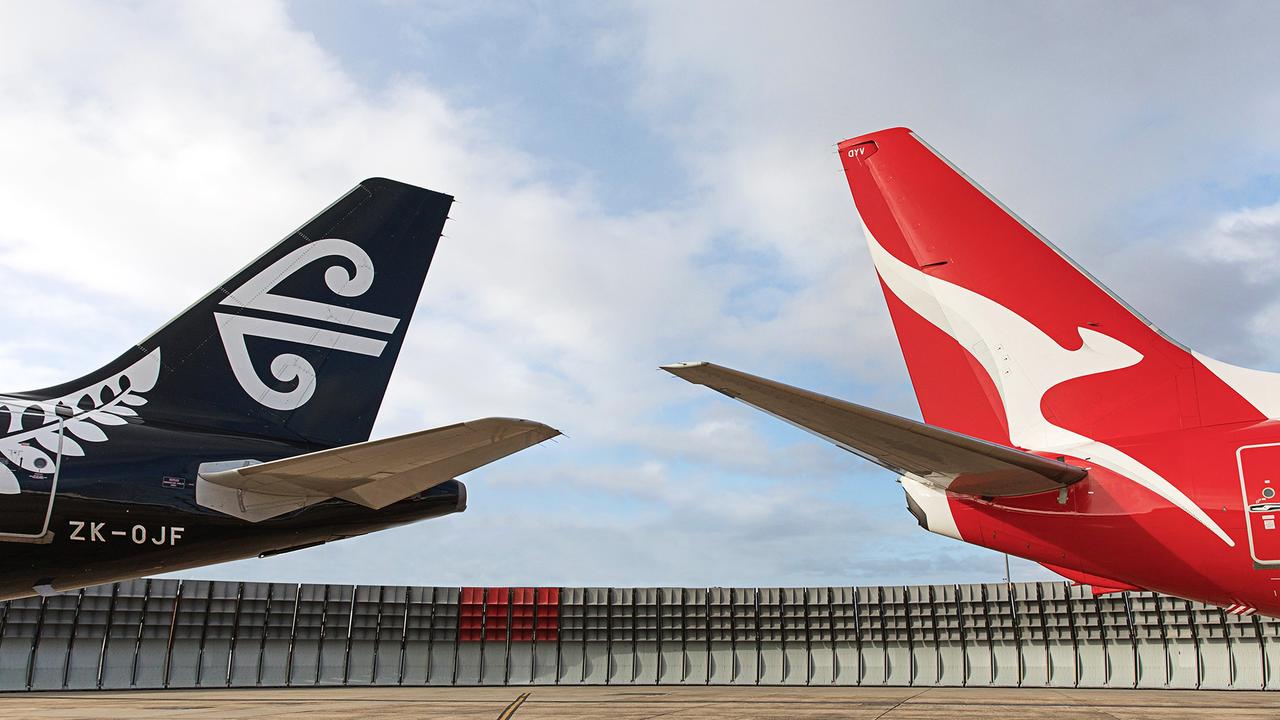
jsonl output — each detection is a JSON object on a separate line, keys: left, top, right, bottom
{"left": 197, "top": 418, "right": 559, "bottom": 521}
{"left": 662, "top": 362, "right": 1085, "bottom": 497}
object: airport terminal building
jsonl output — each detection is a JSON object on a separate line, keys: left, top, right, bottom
{"left": 0, "top": 579, "right": 1273, "bottom": 693}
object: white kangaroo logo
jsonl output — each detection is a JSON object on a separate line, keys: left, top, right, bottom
{"left": 864, "top": 224, "right": 1234, "bottom": 547}
{"left": 216, "top": 239, "right": 399, "bottom": 411}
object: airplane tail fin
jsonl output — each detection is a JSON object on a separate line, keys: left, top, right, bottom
{"left": 15, "top": 178, "right": 451, "bottom": 448}
{"left": 837, "top": 128, "right": 1266, "bottom": 449}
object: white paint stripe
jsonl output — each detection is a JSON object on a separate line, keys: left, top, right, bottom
{"left": 1194, "top": 351, "right": 1280, "bottom": 420}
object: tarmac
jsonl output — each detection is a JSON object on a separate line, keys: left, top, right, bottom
{"left": 0, "top": 686, "right": 1277, "bottom": 719}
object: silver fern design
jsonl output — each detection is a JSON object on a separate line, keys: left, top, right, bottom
{"left": 0, "top": 349, "right": 161, "bottom": 495}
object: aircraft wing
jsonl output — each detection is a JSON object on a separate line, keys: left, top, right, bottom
{"left": 197, "top": 417, "right": 559, "bottom": 522}
{"left": 662, "top": 362, "right": 1084, "bottom": 497}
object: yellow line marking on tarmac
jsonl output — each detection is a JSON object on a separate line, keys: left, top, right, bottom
{"left": 496, "top": 691, "right": 530, "bottom": 720}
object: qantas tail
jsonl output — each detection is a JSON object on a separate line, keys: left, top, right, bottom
{"left": 838, "top": 128, "right": 1275, "bottom": 451}
{"left": 11, "top": 178, "right": 451, "bottom": 448}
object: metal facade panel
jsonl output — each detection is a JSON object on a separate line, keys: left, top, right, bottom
{"left": 0, "top": 597, "right": 39, "bottom": 690}
{"left": 27, "top": 592, "right": 74, "bottom": 690}
{"left": 286, "top": 583, "right": 326, "bottom": 687}
{"left": 131, "top": 579, "right": 178, "bottom": 689}
{"left": 3, "top": 579, "right": 1279, "bottom": 690}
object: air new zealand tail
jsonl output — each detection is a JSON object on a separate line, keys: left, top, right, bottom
{"left": 0, "top": 179, "right": 560, "bottom": 600}
{"left": 17, "top": 178, "right": 450, "bottom": 447}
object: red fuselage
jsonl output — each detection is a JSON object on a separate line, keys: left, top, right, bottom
{"left": 837, "top": 127, "right": 1280, "bottom": 617}
{"left": 950, "top": 421, "right": 1280, "bottom": 615}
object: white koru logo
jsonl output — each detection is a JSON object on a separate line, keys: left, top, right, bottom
{"left": 0, "top": 349, "right": 161, "bottom": 494}
{"left": 216, "top": 238, "right": 400, "bottom": 411}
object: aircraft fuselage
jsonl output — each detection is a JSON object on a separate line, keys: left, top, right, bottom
{"left": 0, "top": 402, "right": 465, "bottom": 601}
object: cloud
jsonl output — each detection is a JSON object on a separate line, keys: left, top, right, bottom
{"left": 0, "top": 1, "right": 929, "bottom": 588}
{"left": 205, "top": 461, "right": 981, "bottom": 588}
{"left": 1178, "top": 200, "right": 1280, "bottom": 354}
{"left": 625, "top": 0, "right": 1280, "bottom": 367}
{"left": 6, "top": 1, "right": 1266, "bottom": 591}
{"left": 1202, "top": 202, "right": 1280, "bottom": 270}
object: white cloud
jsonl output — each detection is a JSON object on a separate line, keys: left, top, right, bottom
{"left": 625, "top": 0, "right": 1280, "bottom": 369}
{"left": 10, "top": 0, "right": 1267, "bottom": 590}
{"left": 1, "top": 1, "right": 930, "bottom": 587}
{"left": 1203, "top": 202, "right": 1280, "bottom": 268}
{"left": 1185, "top": 200, "right": 1280, "bottom": 350}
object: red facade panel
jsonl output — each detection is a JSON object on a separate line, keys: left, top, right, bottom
{"left": 459, "top": 586, "right": 486, "bottom": 641}
{"left": 535, "top": 587, "right": 559, "bottom": 641}
{"left": 455, "top": 587, "right": 560, "bottom": 642}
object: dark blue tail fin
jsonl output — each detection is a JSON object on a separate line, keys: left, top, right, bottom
{"left": 16, "top": 178, "right": 451, "bottom": 448}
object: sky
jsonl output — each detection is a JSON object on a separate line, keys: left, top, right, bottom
{"left": 3, "top": 1, "right": 1280, "bottom": 589}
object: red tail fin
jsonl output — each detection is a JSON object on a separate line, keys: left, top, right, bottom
{"left": 838, "top": 128, "right": 1265, "bottom": 448}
